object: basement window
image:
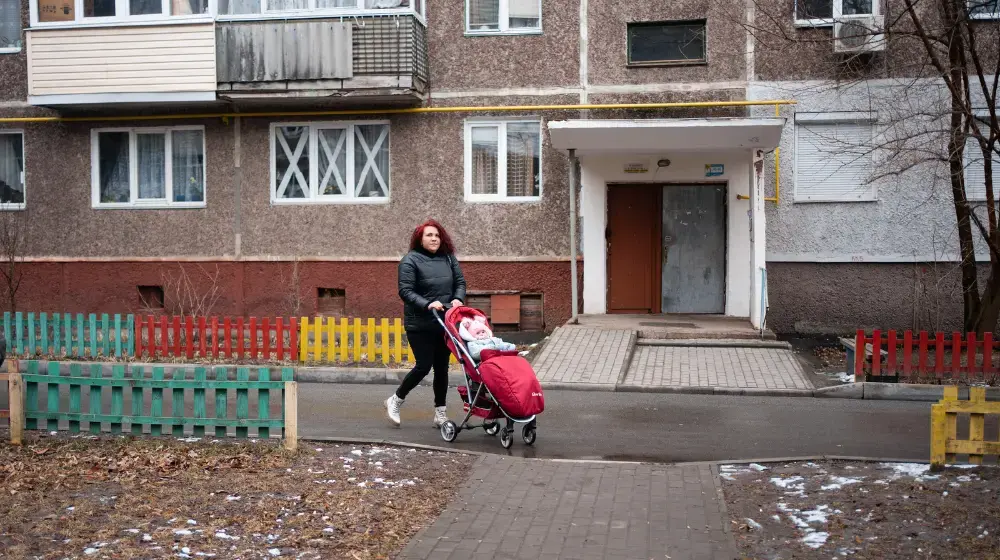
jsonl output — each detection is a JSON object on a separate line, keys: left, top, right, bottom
{"left": 138, "top": 285, "right": 165, "bottom": 310}
{"left": 317, "top": 288, "right": 346, "bottom": 317}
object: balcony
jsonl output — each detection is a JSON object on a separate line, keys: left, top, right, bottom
{"left": 216, "top": 12, "right": 428, "bottom": 104}
{"left": 24, "top": 0, "right": 427, "bottom": 108}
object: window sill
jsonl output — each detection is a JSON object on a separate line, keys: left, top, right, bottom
{"left": 0, "top": 47, "right": 22, "bottom": 54}
{"left": 970, "top": 12, "right": 1000, "bottom": 20}
{"left": 271, "top": 197, "right": 390, "bottom": 206}
{"left": 792, "top": 197, "right": 877, "bottom": 204}
{"left": 29, "top": 15, "right": 214, "bottom": 31}
{"left": 0, "top": 204, "right": 26, "bottom": 211}
{"left": 93, "top": 202, "right": 207, "bottom": 210}
{"left": 464, "top": 196, "right": 543, "bottom": 204}
{"left": 626, "top": 60, "right": 708, "bottom": 69}
{"left": 793, "top": 19, "right": 834, "bottom": 28}
{"left": 464, "top": 29, "right": 543, "bottom": 37}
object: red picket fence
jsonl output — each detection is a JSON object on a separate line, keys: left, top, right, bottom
{"left": 855, "top": 329, "right": 1000, "bottom": 382}
{"left": 134, "top": 316, "right": 299, "bottom": 362}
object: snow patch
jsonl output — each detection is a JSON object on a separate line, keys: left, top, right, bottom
{"left": 880, "top": 463, "right": 940, "bottom": 481}
{"left": 822, "top": 476, "right": 864, "bottom": 491}
{"left": 802, "top": 531, "right": 830, "bottom": 549}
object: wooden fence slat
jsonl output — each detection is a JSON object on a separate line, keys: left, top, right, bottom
{"left": 258, "top": 367, "right": 271, "bottom": 439}
{"left": 249, "top": 318, "right": 258, "bottom": 361}
{"left": 89, "top": 314, "right": 98, "bottom": 358}
{"left": 276, "top": 318, "right": 285, "bottom": 361}
{"left": 211, "top": 317, "right": 220, "bottom": 359}
{"left": 236, "top": 367, "right": 250, "bottom": 439}
{"left": 299, "top": 317, "right": 309, "bottom": 362}
{"left": 114, "top": 314, "right": 123, "bottom": 358}
{"left": 64, "top": 313, "right": 73, "bottom": 358}
{"left": 313, "top": 317, "right": 323, "bottom": 362}
{"left": 126, "top": 314, "right": 135, "bottom": 357}
{"left": 339, "top": 318, "right": 349, "bottom": 362}
{"left": 193, "top": 367, "right": 207, "bottom": 437}
{"left": 172, "top": 369, "right": 185, "bottom": 437}
{"left": 366, "top": 319, "right": 376, "bottom": 363}
{"left": 2, "top": 312, "right": 10, "bottom": 354}
{"left": 393, "top": 319, "right": 403, "bottom": 363}
{"left": 110, "top": 365, "right": 125, "bottom": 434}
{"left": 290, "top": 318, "right": 298, "bottom": 362}
{"left": 380, "top": 319, "right": 390, "bottom": 364}
{"left": 951, "top": 332, "right": 962, "bottom": 377}
{"left": 131, "top": 366, "right": 144, "bottom": 436}
{"left": 918, "top": 331, "right": 929, "bottom": 375}
{"left": 28, "top": 313, "right": 36, "bottom": 357}
{"left": 15, "top": 312, "right": 23, "bottom": 355}
{"left": 101, "top": 313, "right": 111, "bottom": 357}
{"left": 215, "top": 367, "right": 228, "bottom": 438}
{"left": 353, "top": 319, "right": 362, "bottom": 363}
{"left": 151, "top": 367, "right": 165, "bottom": 436}
{"left": 967, "top": 332, "right": 978, "bottom": 375}
{"left": 969, "top": 387, "right": 986, "bottom": 465}
{"left": 68, "top": 363, "right": 82, "bottom": 434}
{"left": 199, "top": 317, "right": 208, "bottom": 358}
{"left": 89, "top": 364, "right": 102, "bottom": 434}
{"left": 943, "top": 386, "right": 958, "bottom": 464}
{"left": 185, "top": 317, "right": 194, "bottom": 360}
{"left": 24, "top": 361, "right": 38, "bottom": 430}
{"left": 171, "top": 316, "right": 181, "bottom": 357}
{"left": 224, "top": 318, "right": 233, "bottom": 359}
{"left": 46, "top": 361, "right": 60, "bottom": 432}
{"left": 53, "top": 314, "right": 62, "bottom": 356}
{"left": 935, "top": 332, "right": 945, "bottom": 378}
{"left": 75, "top": 314, "right": 84, "bottom": 358}
{"left": 327, "top": 317, "right": 336, "bottom": 363}
{"left": 40, "top": 313, "right": 48, "bottom": 356}
{"left": 159, "top": 316, "right": 168, "bottom": 358}
{"left": 887, "top": 330, "right": 897, "bottom": 375}
{"left": 902, "top": 330, "right": 913, "bottom": 380}
{"left": 985, "top": 333, "right": 994, "bottom": 375}
{"left": 871, "top": 330, "right": 881, "bottom": 377}
{"left": 262, "top": 318, "right": 271, "bottom": 362}
{"left": 236, "top": 318, "right": 244, "bottom": 360}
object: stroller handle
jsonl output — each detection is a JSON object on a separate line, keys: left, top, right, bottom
{"left": 431, "top": 307, "right": 447, "bottom": 327}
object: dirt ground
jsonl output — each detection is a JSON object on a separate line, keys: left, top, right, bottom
{"left": 0, "top": 431, "right": 474, "bottom": 560}
{"left": 721, "top": 460, "right": 1000, "bottom": 559}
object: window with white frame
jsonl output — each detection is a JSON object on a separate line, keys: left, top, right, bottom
{"left": 271, "top": 122, "right": 390, "bottom": 204}
{"left": 794, "top": 116, "right": 876, "bottom": 202}
{"left": 965, "top": 116, "right": 1000, "bottom": 201}
{"left": 217, "top": 0, "right": 424, "bottom": 17}
{"left": 465, "top": 120, "right": 542, "bottom": 201}
{"left": 1, "top": 0, "right": 21, "bottom": 52}
{"left": 0, "top": 131, "right": 25, "bottom": 209}
{"left": 91, "top": 127, "right": 206, "bottom": 208}
{"left": 794, "top": 0, "right": 878, "bottom": 26}
{"left": 466, "top": 0, "right": 541, "bottom": 34}
{"left": 970, "top": 0, "right": 999, "bottom": 19}
{"left": 33, "top": 0, "right": 209, "bottom": 24}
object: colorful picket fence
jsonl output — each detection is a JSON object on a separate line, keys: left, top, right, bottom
{"left": 930, "top": 386, "right": 1000, "bottom": 470}
{"left": 3, "top": 312, "right": 134, "bottom": 359}
{"left": 133, "top": 316, "right": 299, "bottom": 362}
{"left": 854, "top": 329, "right": 1000, "bottom": 382}
{"left": 298, "top": 316, "right": 457, "bottom": 365}
{"left": 15, "top": 361, "right": 297, "bottom": 449}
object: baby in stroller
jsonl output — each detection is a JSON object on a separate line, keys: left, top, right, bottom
{"left": 458, "top": 315, "right": 516, "bottom": 361}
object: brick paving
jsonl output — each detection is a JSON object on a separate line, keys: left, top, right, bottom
{"left": 398, "top": 455, "right": 738, "bottom": 560}
{"left": 531, "top": 327, "right": 635, "bottom": 386}
{"left": 622, "top": 346, "right": 813, "bottom": 390}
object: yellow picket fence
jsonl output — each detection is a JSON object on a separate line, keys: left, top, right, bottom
{"left": 930, "top": 385, "right": 1000, "bottom": 470}
{"left": 297, "top": 317, "right": 458, "bottom": 365}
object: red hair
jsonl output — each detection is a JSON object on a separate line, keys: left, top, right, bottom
{"left": 410, "top": 219, "right": 456, "bottom": 254}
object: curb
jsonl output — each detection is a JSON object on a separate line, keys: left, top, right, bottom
{"left": 637, "top": 339, "right": 793, "bottom": 350}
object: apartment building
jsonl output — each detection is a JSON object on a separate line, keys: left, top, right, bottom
{"left": 0, "top": 0, "right": 997, "bottom": 335}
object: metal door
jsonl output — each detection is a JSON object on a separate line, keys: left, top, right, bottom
{"left": 661, "top": 185, "right": 727, "bottom": 314}
{"left": 607, "top": 185, "right": 661, "bottom": 314}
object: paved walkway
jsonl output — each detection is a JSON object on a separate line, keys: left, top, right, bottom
{"left": 398, "top": 455, "right": 738, "bottom": 560}
{"left": 531, "top": 326, "right": 813, "bottom": 392}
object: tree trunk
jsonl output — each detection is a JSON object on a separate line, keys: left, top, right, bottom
{"left": 951, "top": 111, "right": 982, "bottom": 332}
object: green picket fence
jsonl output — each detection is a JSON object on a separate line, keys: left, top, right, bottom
{"left": 3, "top": 313, "right": 134, "bottom": 359}
{"left": 19, "top": 361, "right": 296, "bottom": 443}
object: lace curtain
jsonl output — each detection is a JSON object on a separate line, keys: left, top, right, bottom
{"left": 0, "top": 134, "right": 24, "bottom": 204}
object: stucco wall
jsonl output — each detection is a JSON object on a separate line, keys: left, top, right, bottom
{"left": 426, "top": 0, "right": 579, "bottom": 91}
{"left": 587, "top": 0, "right": 747, "bottom": 85}
{"left": 0, "top": 0, "right": 27, "bottom": 102}
{"left": 747, "top": 79, "right": 987, "bottom": 262}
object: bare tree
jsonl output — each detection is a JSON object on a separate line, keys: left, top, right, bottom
{"left": 0, "top": 211, "right": 26, "bottom": 314}
{"left": 723, "top": 0, "right": 1000, "bottom": 332}
{"left": 138, "top": 263, "right": 223, "bottom": 318}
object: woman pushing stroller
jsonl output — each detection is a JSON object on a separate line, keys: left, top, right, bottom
{"left": 385, "top": 219, "right": 465, "bottom": 428}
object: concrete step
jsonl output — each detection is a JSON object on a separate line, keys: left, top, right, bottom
{"left": 636, "top": 338, "right": 793, "bottom": 350}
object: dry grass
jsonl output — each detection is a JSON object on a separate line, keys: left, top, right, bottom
{"left": 0, "top": 431, "right": 474, "bottom": 559}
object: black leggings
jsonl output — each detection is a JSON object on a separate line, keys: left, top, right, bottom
{"left": 395, "top": 329, "right": 451, "bottom": 407}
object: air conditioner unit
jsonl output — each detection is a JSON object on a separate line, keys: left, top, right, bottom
{"left": 834, "top": 15, "right": 886, "bottom": 53}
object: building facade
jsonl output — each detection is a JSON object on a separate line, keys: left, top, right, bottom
{"left": 0, "top": 0, "right": 997, "bottom": 334}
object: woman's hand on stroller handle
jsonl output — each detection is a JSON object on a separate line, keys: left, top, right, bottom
{"left": 427, "top": 301, "right": 445, "bottom": 311}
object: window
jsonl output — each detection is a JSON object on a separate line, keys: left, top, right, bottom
{"left": 0, "top": 131, "right": 25, "bottom": 210}
{"left": 794, "top": 0, "right": 878, "bottom": 26}
{"left": 965, "top": 116, "right": 1000, "bottom": 201}
{"left": 464, "top": 120, "right": 542, "bottom": 202}
{"left": 970, "top": 0, "right": 999, "bottom": 19}
{"left": 91, "top": 126, "right": 206, "bottom": 209}
{"left": 794, "top": 116, "right": 876, "bottom": 202}
{"left": 270, "top": 122, "right": 390, "bottom": 204}
{"left": 35, "top": 0, "right": 209, "bottom": 24}
{"left": 138, "top": 285, "right": 165, "bottom": 310}
{"left": 466, "top": 0, "right": 541, "bottom": 34}
{"left": 0, "top": 0, "right": 20, "bottom": 51}
{"left": 627, "top": 20, "right": 707, "bottom": 66}
{"left": 217, "top": 0, "right": 424, "bottom": 17}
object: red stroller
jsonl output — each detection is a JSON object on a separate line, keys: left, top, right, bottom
{"left": 433, "top": 306, "right": 544, "bottom": 449}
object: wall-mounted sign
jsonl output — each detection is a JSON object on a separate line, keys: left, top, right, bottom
{"left": 624, "top": 162, "right": 649, "bottom": 174}
{"left": 705, "top": 164, "right": 724, "bottom": 177}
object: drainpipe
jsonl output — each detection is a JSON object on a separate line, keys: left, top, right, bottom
{"left": 569, "top": 148, "right": 579, "bottom": 324}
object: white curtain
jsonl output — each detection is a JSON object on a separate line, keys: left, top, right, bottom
{"left": 98, "top": 132, "right": 130, "bottom": 204}
{"left": 217, "top": 0, "right": 261, "bottom": 15}
{"left": 354, "top": 124, "right": 389, "bottom": 197}
{"left": 0, "top": 0, "right": 20, "bottom": 50}
{"left": 0, "top": 134, "right": 24, "bottom": 204}
{"left": 137, "top": 133, "right": 166, "bottom": 200}
{"left": 471, "top": 127, "right": 499, "bottom": 195}
{"left": 172, "top": 130, "right": 205, "bottom": 202}
{"left": 468, "top": 0, "right": 499, "bottom": 29}
{"left": 506, "top": 123, "right": 539, "bottom": 197}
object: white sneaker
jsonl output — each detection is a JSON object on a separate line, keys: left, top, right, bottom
{"left": 432, "top": 406, "right": 449, "bottom": 428}
{"left": 386, "top": 394, "right": 403, "bottom": 426}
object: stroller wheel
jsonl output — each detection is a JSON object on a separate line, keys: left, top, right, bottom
{"left": 484, "top": 422, "right": 500, "bottom": 436}
{"left": 521, "top": 424, "right": 537, "bottom": 446}
{"left": 499, "top": 428, "right": 514, "bottom": 450}
{"left": 440, "top": 421, "right": 458, "bottom": 443}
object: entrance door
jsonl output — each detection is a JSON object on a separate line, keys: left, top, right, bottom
{"left": 662, "top": 185, "right": 727, "bottom": 314}
{"left": 607, "top": 185, "right": 661, "bottom": 314}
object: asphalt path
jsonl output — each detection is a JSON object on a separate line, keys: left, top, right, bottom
{"left": 298, "top": 384, "right": 932, "bottom": 462}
